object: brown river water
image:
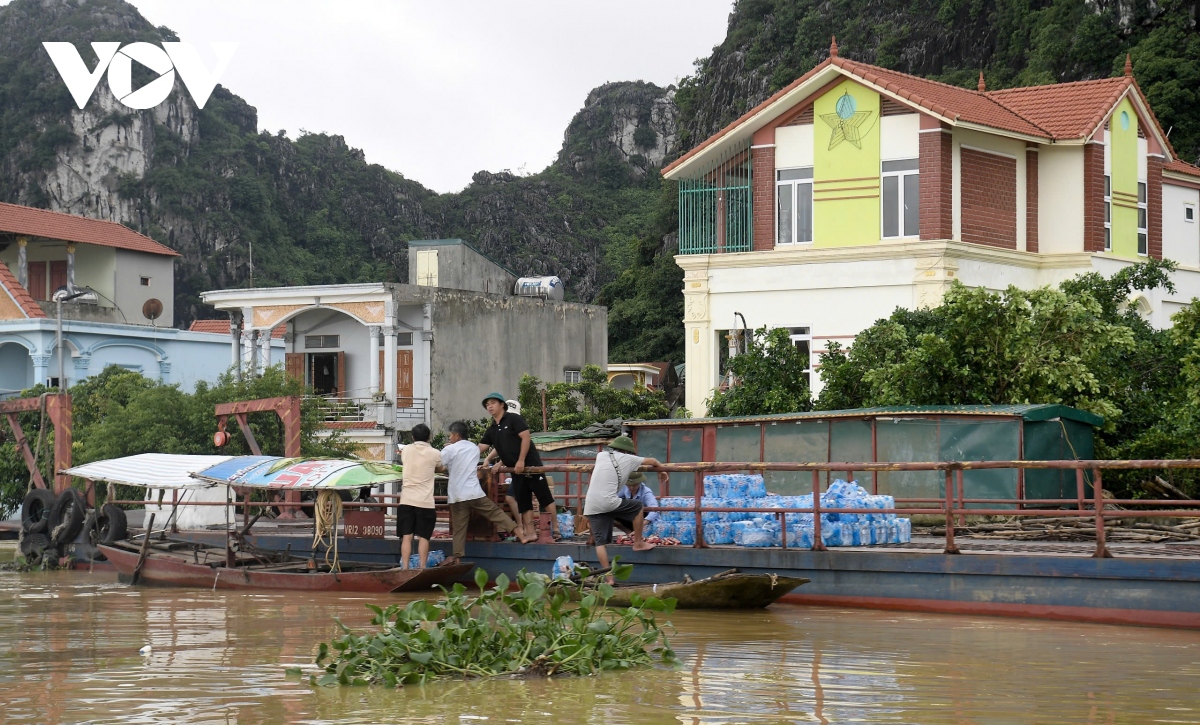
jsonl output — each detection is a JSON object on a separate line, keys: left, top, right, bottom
{"left": 0, "top": 544, "right": 1197, "bottom": 724}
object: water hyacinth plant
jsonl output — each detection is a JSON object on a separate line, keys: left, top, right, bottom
{"left": 312, "top": 564, "right": 678, "bottom": 686}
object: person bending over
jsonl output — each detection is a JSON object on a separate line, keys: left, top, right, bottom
{"left": 398, "top": 423, "right": 440, "bottom": 570}
{"left": 478, "top": 392, "right": 561, "bottom": 540}
{"left": 584, "top": 435, "right": 666, "bottom": 581}
{"left": 614, "top": 470, "right": 659, "bottom": 535}
{"left": 442, "top": 420, "right": 534, "bottom": 565}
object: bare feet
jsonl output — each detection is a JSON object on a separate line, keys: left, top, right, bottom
{"left": 518, "top": 533, "right": 537, "bottom": 544}
{"left": 631, "top": 541, "right": 657, "bottom": 552}
{"left": 442, "top": 556, "right": 461, "bottom": 566}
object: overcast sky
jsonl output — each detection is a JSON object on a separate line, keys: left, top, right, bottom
{"left": 105, "top": 1, "right": 733, "bottom": 193}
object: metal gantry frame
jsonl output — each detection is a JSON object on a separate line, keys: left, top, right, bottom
{"left": 1, "top": 393, "right": 72, "bottom": 495}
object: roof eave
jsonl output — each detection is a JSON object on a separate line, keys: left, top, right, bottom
{"left": 950, "top": 119, "right": 1051, "bottom": 145}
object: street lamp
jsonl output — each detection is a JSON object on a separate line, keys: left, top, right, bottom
{"left": 52, "top": 287, "right": 90, "bottom": 391}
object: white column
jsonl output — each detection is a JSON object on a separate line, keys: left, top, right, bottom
{"left": 249, "top": 329, "right": 260, "bottom": 376}
{"left": 259, "top": 331, "right": 271, "bottom": 373}
{"left": 384, "top": 326, "right": 397, "bottom": 404}
{"left": 230, "top": 312, "right": 243, "bottom": 379}
{"left": 368, "top": 325, "right": 381, "bottom": 394}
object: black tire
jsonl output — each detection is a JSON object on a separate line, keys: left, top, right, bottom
{"left": 49, "top": 488, "right": 86, "bottom": 546}
{"left": 21, "top": 489, "right": 55, "bottom": 534}
{"left": 19, "top": 532, "right": 51, "bottom": 565}
{"left": 96, "top": 504, "right": 128, "bottom": 545}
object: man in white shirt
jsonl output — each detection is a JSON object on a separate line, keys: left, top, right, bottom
{"left": 398, "top": 423, "right": 440, "bottom": 570}
{"left": 584, "top": 436, "right": 666, "bottom": 577}
{"left": 442, "top": 421, "right": 533, "bottom": 565}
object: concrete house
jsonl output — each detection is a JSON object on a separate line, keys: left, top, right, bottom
{"left": 661, "top": 44, "right": 1200, "bottom": 414}
{"left": 0, "top": 202, "right": 239, "bottom": 395}
{"left": 200, "top": 239, "right": 606, "bottom": 461}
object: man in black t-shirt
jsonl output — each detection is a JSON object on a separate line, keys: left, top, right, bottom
{"left": 478, "top": 392, "right": 561, "bottom": 541}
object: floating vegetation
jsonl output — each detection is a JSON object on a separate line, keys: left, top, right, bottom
{"left": 311, "top": 564, "right": 678, "bottom": 686}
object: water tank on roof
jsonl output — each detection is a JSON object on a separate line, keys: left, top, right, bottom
{"left": 514, "top": 276, "right": 564, "bottom": 302}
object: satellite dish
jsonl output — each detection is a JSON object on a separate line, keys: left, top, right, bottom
{"left": 142, "top": 298, "right": 163, "bottom": 321}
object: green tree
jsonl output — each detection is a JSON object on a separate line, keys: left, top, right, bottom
{"left": 518, "top": 365, "right": 669, "bottom": 432}
{"left": 707, "top": 327, "right": 813, "bottom": 417}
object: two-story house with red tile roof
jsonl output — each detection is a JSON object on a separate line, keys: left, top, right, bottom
{"left": 0, "top": 202, "right": 255, "bottom": 395}
{"left": 663, "top": 43, "right": 1200, "bottom": 415}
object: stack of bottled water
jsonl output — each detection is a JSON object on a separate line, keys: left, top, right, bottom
{"left": 644, "top": 475, "right": 911, "bottom": 548}
{"left": 408, "top": 549, "right": 446, "bottom": 568}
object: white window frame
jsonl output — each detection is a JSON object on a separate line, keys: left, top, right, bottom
{"left": 564, "top": 368, "right": 581, "bottom": 384}
{"left": 1104, "top": 175, "right": 1112, "bottom": 252}
{"left": 786, "top": 326, "right": 812, "bottom": 390}
{"left": 881, "top": 159, "right": 920, "bottom": 239}
{"left": 775, "top": 167, "right": 813, "bottom": 246}
{"left": 1185, "top": 203, "right": 1196, "bottom": 223}
{"left": 1137, "top": 181, "right": 1148, "bottom": 256}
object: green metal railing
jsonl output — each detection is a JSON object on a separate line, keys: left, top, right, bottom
{"left": 678, "top": 139, "right": 753, "bottom": 254}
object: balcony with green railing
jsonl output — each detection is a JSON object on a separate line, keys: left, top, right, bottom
{"left": 677, "top": 139, "right": 753, "bottom": 255}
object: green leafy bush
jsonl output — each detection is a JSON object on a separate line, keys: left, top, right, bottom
{"left": 312, "top": 564, "right": 678, "bottom": 686}
{"left": 517, "top": 364, "right": 669, "bottom": 432}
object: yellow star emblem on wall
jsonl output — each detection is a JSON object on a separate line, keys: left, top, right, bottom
{"left": 821, "top": 109, "right": 873, "bottom": 150}
{"left": 820, "top": 91, "right": 873, "bottom": 150}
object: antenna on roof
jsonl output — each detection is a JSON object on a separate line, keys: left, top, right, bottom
{"left": 977, "top": 71, "right": 986, "bottom": 92}
{"left": 830, "top": 36, "right": 838, "bottom": 58}
{"left": 1124, "top": 53, "right": 1133, "bottom": 77}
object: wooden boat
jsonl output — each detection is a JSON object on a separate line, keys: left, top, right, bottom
{"left": 98, "top": 539, "right": 473, "bottom": 593}
{"left": 562, "top": 568, "right": 809, "bottom": 609}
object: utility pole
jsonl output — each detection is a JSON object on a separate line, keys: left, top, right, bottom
{"left": 53, "top": 289, "right": 88, "bottom": 390}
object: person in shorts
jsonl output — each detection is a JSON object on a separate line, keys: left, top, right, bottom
{"left": 442, "top": 420, "right": 534, "bottom": 564}
{"left": 478, "top": 392, "right": 561, "bottom": 540}
{"left": 398, "top": 423, "right": 440, "bottom": 570}
{"left": 584, "top": 435, "right": 666, "bottom": 580}
{"left": 615, "top": 471, "right": 659, "bottom": 534}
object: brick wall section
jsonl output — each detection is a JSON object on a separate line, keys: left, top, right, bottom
{"left": 919, "top": 129, "right": 953, "bottom": 240}
{"left": 960, "top": 147, "right": 1018, "bottom": 249}
{"left": 1083, "top": 142, "right": 1106, "bottom": 252}
{"left": 1026, "top": 147, "right": 1039, "bottom": 253}
{"left": 752, "top": 145, "right": 776, "bottom": 251}
{"left": 1148, "top": 155, "right": 1163, "bottom": 260}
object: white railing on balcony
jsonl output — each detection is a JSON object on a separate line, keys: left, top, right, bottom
{"left": 307, "top": 395, "right": 429, "bottom": 428}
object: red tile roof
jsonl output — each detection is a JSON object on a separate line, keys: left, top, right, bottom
{"left": 664, "top": 55, "right": 1175, "bottom": 178}
{"left": 985, "top": 77, "right": 1132, "bottom": 140}
{"left": 834, "top": 58, "right": 1050, "bottom": 139}
{"left": 1165, "top": 159, "right": 1200, "bottom": 178}
{"left": 0, "top": 202, "right": 179, "bottom": 256}
{"left": 188, "top": 319, "right": 286, "bottom": 338}
{"left": 0, "top": 262, "right": 47, "bottom": 319}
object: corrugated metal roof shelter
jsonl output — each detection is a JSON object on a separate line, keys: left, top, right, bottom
{"left": 625, "top": 405, "right": 1101, "bottom": 506}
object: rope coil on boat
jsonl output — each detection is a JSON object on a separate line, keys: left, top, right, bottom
{"left": 312, "top": 490, "right": 342, "bottom": 572}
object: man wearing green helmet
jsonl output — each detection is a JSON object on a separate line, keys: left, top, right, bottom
{"left": 584, "top": 435, "right": 666, "bottom": 579}
{"left": 478, "top": 392, "right": 561, "bottom": 541}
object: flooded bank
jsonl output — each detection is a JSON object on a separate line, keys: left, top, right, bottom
{"left": 0, "top": 560, "right": 1197, "bottom": 723}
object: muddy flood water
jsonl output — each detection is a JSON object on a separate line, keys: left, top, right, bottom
{"left": 1, "top": 551, "right": 1198, "bottom": 723}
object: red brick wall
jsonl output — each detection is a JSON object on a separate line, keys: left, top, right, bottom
{"left": 1026, "top": 147, "right": 1039, "bottom": 253}
{"left": 1148, "top": 155, "right": 1163, "bottom": 260}
{"left": 1083, "top": 142, "right": 1106, "bottom": 252}
{"left": 960, "top": 147, "right": 1017, "bottom": 249}
{"left": 919, "top": 128, "right": 953, "bottom": 240}
{"left": 752, "top": 145, "right": 776, "bottom": 251}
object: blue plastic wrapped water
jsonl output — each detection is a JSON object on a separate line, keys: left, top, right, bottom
{"left": 739, "top": 526, "right": 780, "bottom": 547}
{"left": 703, "top": 520, "right": 734, "bottom": 545}
{"left": 408, "top": 550, "right": 445, "bottom": 568}
{"left": 552, "top": 555, "right": 575, "bottom": 580}
{"left": 674, "top": 521, "right": 696, "bottom": 545}
{"left": 557, "top": 512, "right": 575, "bottom": 539}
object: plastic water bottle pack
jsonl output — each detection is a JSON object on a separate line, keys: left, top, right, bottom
{"left": 551, "top": 555, "right": 574, "bottom": 580}
{"left": 408, "top": 550, "right": 446, "bottom": 568}
{"left": 557, "top": 512, "right": 575, "bottom": 539}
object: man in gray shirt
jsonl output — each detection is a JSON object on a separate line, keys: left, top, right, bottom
{"left": 584, "top": 436, "right": 666, "bottom": 577}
